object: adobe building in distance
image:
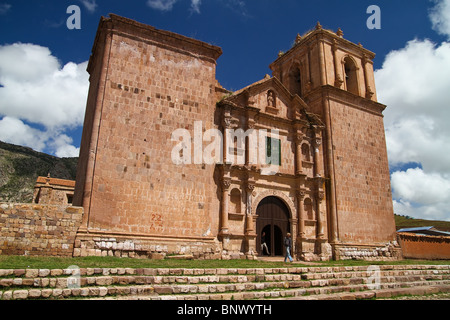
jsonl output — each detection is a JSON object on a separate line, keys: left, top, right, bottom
{"left": 73, "top": 14, "right": 401, "bottom": 261}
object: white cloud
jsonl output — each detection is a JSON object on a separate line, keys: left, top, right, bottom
{"left": 393, "top": 199, "right": 450, "bottom": 222}
{"left": 0, "top": 117, "right": 48, "bottom": 152}
{"left": 375, "top": 0, "right": 450, "bottom": 221}
{"left": 146, "top": 0, "right": 202, "bottom": 13}
{"left": 50, "top": 134, "right": 80, "bottom": 158}
{"left": 79, "top": 0, "right": 97, "bottom": 13}
{"left": 220, "top": 0, "right": 249, "bottom": 18}
{"left": 385, "top": 117, "right": 450, "bottom": 174}
{"left": 391, "top": 167, "right": 450, "bottom": 222}
{"left": 0, "top": 116, "right": 80, "bottom": 157}
{"left": 392, "top": 168, "right": 450, "bottom": 206}
{"left": 377, "top": 39, "right": 450, "bottom": 173}
{"left": 147, "top": 0, "right": 178, "bottom": 11}
{"left": 429, "top": 0, "right": 450, "bottom": 39}
{"left": 0, "top": 3, "right": 11, "bottom": 15}
{"left": 0, "top": 43, "right": 89, "bottom": 130}
{"left": 0, "top": 43, "right": 88, "bottom": 157}
{"left": 376, "top": 39, "right": 450, "bottom": 175}
{"left": 377, "top": 40, "right": 450, "bottom": 130}
{"left": 190, "top": 0, "right": 201, "bottom": 13}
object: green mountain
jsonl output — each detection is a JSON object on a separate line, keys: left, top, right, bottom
{"left": 0, "top": 141, "right": 78, "bottom": 203}
{"left": 395, "top": 214, "right": 450, "bottom": 232}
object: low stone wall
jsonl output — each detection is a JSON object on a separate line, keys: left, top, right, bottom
{"left": 0, "top": 203, "right": 83, "bottom": 256}
{"left": 73, "top": 231, "right": 223, "bottom": 260}
{"left": 333, "top": 242, "right": 402, "bottom": 261}
{"left": 397, "top": 233, "right": 450, "bottom": 260}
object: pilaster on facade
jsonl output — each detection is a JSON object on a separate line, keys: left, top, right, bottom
{"left": 362, "top": 54, "right": 375, "bottom": 99}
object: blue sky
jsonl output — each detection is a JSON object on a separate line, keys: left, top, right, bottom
{"left": 0, "top": 0, "right": 450, "bottom": 221}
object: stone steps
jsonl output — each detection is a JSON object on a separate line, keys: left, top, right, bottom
{"left": 290, "top": 284, "right": 450, "bottom": 300}
{"left": 0, "top": 264, "right": 449, "bottom": 300}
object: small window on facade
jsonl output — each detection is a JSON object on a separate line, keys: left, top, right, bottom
{"left": 266, "top": 137, "right": 281, "bottom": 166}
{"left": 67, "top": 193, "right": 74, "bottom": 204}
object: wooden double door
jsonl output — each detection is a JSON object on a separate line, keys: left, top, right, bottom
{"left": 256, "top": 196, "right": 290, "bottom": 257}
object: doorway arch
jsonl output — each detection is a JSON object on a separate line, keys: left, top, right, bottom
{"left": 256, "top": 196, "right": 291, "bottom": 256}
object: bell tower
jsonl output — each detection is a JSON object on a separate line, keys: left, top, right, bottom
{"left": 270, "top": 22, "right": 377, "bottom": 104}
{"left": 270, "top": 22, "right": 399, "bottom": 259}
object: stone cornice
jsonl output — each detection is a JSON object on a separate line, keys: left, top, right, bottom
{"left": 88, "top": 14, "right": 222, "bottom": 74}
{"left": 270, "top": 27, "right": 376, "bottom": 70}
{"left": 306, "top": 85, "right": 387, "bottom": 117}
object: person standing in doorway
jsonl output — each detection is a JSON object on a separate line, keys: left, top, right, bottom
{"left": 284, "top": 233, "right": 293, "bottom": 263}
{"left": 261, "top": 232, "right": 270, "bottom": 256}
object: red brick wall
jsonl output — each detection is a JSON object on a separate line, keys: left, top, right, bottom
{"left": 398, "top": 233, "right": 450, "bottom": 260}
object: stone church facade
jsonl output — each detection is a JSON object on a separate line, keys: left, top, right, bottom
{"left": 73, "top": 15, "right": 400, "bottom": 260}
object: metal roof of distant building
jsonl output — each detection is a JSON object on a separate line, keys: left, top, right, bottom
{"left": 398, "top": 226, "right": 450, "bottom": 236}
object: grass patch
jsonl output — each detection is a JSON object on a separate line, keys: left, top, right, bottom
{"left": 0, "top": 255, "right": 449, "bottom": 270}
{"left": 0, "top": 256, "right": 291, "bottom": 270}
{"left": 316, "top": 259, "right": 450, "bottom": 267}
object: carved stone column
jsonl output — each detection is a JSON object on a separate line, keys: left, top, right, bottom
{"left": 295, "top": 132, "right": 304, "bottom": 175}
{"left": 295, "top": 189, "right": 306, "bottom": 259}
{"left": 313, "top": 137, "right": 323, "bottom": 178}
{"left": 222, "top": 107, "right": 232, "bottom": 165}
{"left": 315, "top": 23, "right": 327, "bottom": 86}
{"left": 296, "top": 190, "right": 306, "bottom": 239}
{"left": 245, "top": 183, "right": 255, "bottom": 234}
{"left": 316, "top": 187, "right": 325, "bottom": 239}
{"left": 244, "top": 182, "right": 257, "bottom": 257}
{"left": 220, "top": 179, "right": 231, "bottom": 236}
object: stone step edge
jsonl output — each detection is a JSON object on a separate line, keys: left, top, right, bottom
{"left": 150, "top": 280, "right": 450, "bottom": 301}
{"left": 1, "top": 264, "right": 449, "bottom": 278}
{"left": 289, "top": 284, "right": 450, "bottom": 300}
{"left": 3, "top": 278, "right": 450, "bottom": 301}
{"left": 2, "top": 272, "right": 450, "bottom": 290}
{"left": 302, "top": 269, "right": 450, "bottom": 280}
{"left": 0, "top": 285, "right": 156, "bottom": 300}
{"left": 1, "top": 273, "right": 450, "bottom": 290}
{"left": 2, "top": 269, "right": 449, "bottom": 280}
{"left": 99, "top": 280, "right": 450, "bottom": 301}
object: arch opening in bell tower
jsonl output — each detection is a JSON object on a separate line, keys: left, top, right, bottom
{"left": 288, "top": 65, "right": 302, "bottom": 98}
{"left": 344, "top": 56, "right": 359, "bottom": 95}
